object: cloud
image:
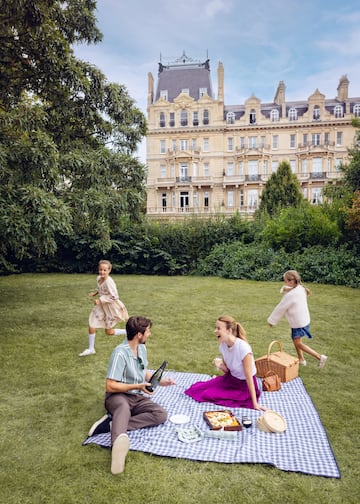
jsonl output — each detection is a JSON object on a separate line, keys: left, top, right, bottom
{"left": 205, "top": 0, "right": 234, "bottom": 18}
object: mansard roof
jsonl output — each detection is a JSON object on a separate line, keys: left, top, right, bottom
{"left": 155, "top": 52, "right": 213, "bottom": 102}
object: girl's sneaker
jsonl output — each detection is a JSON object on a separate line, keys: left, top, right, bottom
{"left": 299, "top": 360, "right": 307, "bottom": 366}
{"left": 319, "top": 355, "right": 328, "bottom": 369}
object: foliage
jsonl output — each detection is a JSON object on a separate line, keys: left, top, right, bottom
{"left": 0, "top": 1, "right": 147, "bottom": 272}
{"left": 256, "top": 160, "right": 303, "bottom": 216}
{"left": 259, "top": 202, "right": 341, "bottom": 252}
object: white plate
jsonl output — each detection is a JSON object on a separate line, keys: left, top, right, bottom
{"left": 169, "top": 414, "right": 190, "bottom": 425}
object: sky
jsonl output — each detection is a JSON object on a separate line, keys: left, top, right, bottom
{"left": 74, "top": 0, "right": 360, "bottom": 161}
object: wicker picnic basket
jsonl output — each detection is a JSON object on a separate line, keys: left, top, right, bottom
{"left": 255, "top": 340, "right": 299, "bottom": 382}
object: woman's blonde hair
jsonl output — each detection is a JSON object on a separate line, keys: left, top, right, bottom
{"left": 217, "top": 315, "right": 248, "bottom": 341}
{"left": 283, "top": 270, "right": 311, "bottom": 296}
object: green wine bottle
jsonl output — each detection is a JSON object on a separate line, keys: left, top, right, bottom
{"left": 146, "top": 360, "right": 168, "bottom": 392}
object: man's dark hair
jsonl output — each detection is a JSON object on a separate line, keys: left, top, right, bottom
{"left": 126, "top": 316, "right": 152, "bottom": 340}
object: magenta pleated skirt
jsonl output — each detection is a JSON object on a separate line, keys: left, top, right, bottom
{"left": 184, "top": 372, "right": 260, "bottom": 409}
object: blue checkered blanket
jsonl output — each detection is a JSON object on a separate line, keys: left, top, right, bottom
{"left": 82, "top": 372, "right": 340, "bottom": 478}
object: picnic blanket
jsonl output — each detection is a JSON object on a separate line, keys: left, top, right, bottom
{"left": 83, "top": 371, "right": 340, "bottom": 479}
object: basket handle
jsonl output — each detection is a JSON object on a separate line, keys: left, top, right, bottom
{"left": 267, "top": 340, "right": 283, "bottom": 360}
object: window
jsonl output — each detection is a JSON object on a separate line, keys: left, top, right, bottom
{"left": 203, "top": 163, "right": 210, "bottom": 176}
{"left": 160, "top": 90, "right": 168, "bottom": 101}
{"left": 334, "top": 105, "right": 343, "bottom": 118}
{"left": 248, "top": 160, "right": 258, "bottom": 180}
{"left": 312, "top": 133, "right": 321, "bottom": 146}
{"left": 227, "top": 137, "right": 234, "bottom": 151}
{"left": 180, "top": 163, "right": 188, "bottom": 181}
{"left": 169, "top": 112, "right": 175, "bottom": 127}
{"left": 301, "top": 159, "right": 308, "bottom": 174}
{"left": 199, "top": 87, "right": 207, "bottom": 98}
{"left": 324, "top": 132, "right": 330, "bottom": 145}
{"left": 227, "top": 191, "right": 234, "bottom": 207}
{"left": 249, "top": 109, "right": 256, "bottom": 124}
{"left": 159, "top": 112, "right": 165, "bottom": 128}
{"left": 239, "top": 190, "right": 244, "bottom": 206}
{"left": 313, "top": 106, "right": 320, "bottom": 120}
{"left": 203, "top": 138, "right": 209, "bottom": 151}
{"left": 260, "top": 136, "right": 266, "bottom": 148}
{"left": 288, "top": 108, "right": 297, "bottom": 121}
{"left": 303, "top": 133, "right": 308, "bottom": 146}
{"left": 160, "top": 164, "right": 166, "bottom": 178}
{"left": 180, "top": 110, "right": 188, "bottom": 126}
{"left": 354, "top": 104, "right": 360, "bottom": 117}
{"left": 311, "top": 188, "right": 322, "bottom": 205}
{"left": 227, "top": 162, "right": 234, "bottom": 176}
{"left": 181, "top": 88, "right": 189, "bottom": 95}
{"left": 290, "top": 134, "right": 296, "bottom": 148}
{"left": 203, "top": 110, "right": 209, "bottom": 125}
{"left": 262, "top": 160, "right": 268, "bottom": 175}
{"left": 161, "top": 193, "right": 167, "bottom": 210}
{"left": 179, "top": 191, "right": 189, "bottom": 210}
{"left": 172, "top": 139, "right": 176, "bottom": 151}
{"left": 290, "top": 160, "right": 296, "bottom": 173}
{"left": 193, "top": 111, "right": 199, "bottom": 126}
{"left": 180, "top": 139, "right": 188, "bottom": 151}
{"left": 271, "top": 109, "right": 279, "bottom": 122}
{"left": 312, "top": 157, "right": 322, "bottom": 174}
{"left": 272, "top": 135, "right": 279, "bottom": 149}
{"left": 191, "top": 138, "right": 197, "bottom": 150}
{"left": 336, "top": 131, "right": 343, "bottom": 146}
{"left": 249, "top": 136, "right": 257, "bottom": 148}
{"left": 248, "top": 189, "right": 258, "bottom": 208}
{"left": 335, "top": 158, "right": 342, "bottom": 171}
{"left": 226, "top": 112, "right": 235, "bottom": 124}
{"left": 160, "top": 140, "right": 166, "bottom": 154}
{"left": 271, "top": 161, "right": 278, "bottom": 173}
{"left": 203, "top": 191, "right": 209, "bottom": 208}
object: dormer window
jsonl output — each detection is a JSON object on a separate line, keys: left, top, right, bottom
{"left": 203, "top": 109, "right": 209, "bottom": 125}
{"left": 313, "top": 106, "right": 320, "bottom": 120}
{"left": 199, "top": 87, "right": 207, "bottom": 98}
{"left": 160, "top": 90, "right": 168, "bottom": 101}
{"left": 288, "top": 108, "right": 297, "bottom": 121}
{"left": 334, "top": 104, "right": 343, "bottom": 118}
{"left": 271, "top": 109, "right": 279, "bottom": 122}
{"left": 181, "top": 88, "right": 189, "bottom": 95}
{"left": 249, "top": 109, "right": 256, "bottom": 124}
{"left": 159, "top": 112, "right": 165, "bottom": 128}
{"left": 226, "top": 112, "right": 235, "bottom": 124}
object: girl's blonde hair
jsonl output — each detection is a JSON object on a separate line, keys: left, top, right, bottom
{"left": 283, "top": 270, "right": 311, "bottom": 296}
{"left": 217, "top": 315, "right": 248, "bottom": 341}
{"left": 98, "top": 259, "right": 112, "bottom": 271}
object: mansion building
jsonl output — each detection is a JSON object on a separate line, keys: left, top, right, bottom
{"left": 146, "top": 52, "right": 359, "bottom": 218}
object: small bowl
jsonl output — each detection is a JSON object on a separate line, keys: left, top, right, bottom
{"left": 242, "top": 416, "right": 252, "bottom": 428}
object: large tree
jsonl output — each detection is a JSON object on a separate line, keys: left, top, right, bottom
{"left": 0, "top": 0, "right": 147, "bottom": 271}
{"left": 257, "top": 160, "right": 303, "bottom": 216}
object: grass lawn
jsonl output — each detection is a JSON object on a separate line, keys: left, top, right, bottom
{"left": 0, "top": 274, "right": 359, "bottom": 504}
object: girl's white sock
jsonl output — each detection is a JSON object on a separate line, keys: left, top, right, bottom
{"left": 88, "top": 333, "right": 96, "bottom": 351}
{"left": 114, "top": 329, "right": 126, "bottom": 336}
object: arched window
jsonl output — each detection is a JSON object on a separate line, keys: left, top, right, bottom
{"left": 334, "top": 104, "right": 343, "bottom": 118}
{"left": 203, "top": 109, "right": 209, "bottom": 125}
{"left": 270, "top": 109, "right": 279, "bottom": 122}
{"left": 249, "top": 109, "right": 256, "bottom": 124}
{"left": 313, "top": 106, "right": 320, "bottom": 120}
{"left": 180, "top": 110, "right": 188, "bottom": 126}
{"left": 353, "top": 103, "right": 360, "bottom": 117}
{"left": 226, "top": 112, "right": 235, "bottom": 124}
{"left": 288, "top": 108, "right": 297, "bottom": 121}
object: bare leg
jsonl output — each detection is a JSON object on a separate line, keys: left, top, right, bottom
{"left": 293, "top": 337, "right": 321, "bottom": 361}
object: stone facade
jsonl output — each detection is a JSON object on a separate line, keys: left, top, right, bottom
{"left": 146, "top": 52, "right": 359, "bottom": 219}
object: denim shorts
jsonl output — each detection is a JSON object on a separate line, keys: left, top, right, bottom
{"left": 291, "top": 324, "right": 313, "bottom": 340}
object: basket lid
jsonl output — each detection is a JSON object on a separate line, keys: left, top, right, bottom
{"left": 262, "top": 411, "right": 286, "bottom": 433}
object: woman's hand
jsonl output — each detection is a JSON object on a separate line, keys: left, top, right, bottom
{"left": 160, "top": 377, "right": 176, "bottom": 386}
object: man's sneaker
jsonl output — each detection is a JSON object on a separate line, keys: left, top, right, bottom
{"left": 79, "top": 348, "right": 96, "bottom": 357}
{"left": 88, "top": 414, "right": 112, "bottom": 437}
{"left": 299, "top": 360, "right": 307, "bottom": 366}
{"left": 319, "top": 355, "right": 328, "bottom": 369}
{"left": 111, "top": 433, "right": 130, "bottom": 474}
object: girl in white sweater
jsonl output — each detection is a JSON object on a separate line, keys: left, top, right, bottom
{"left": 267, "top": 270, "right": 327, "bottom": 368}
